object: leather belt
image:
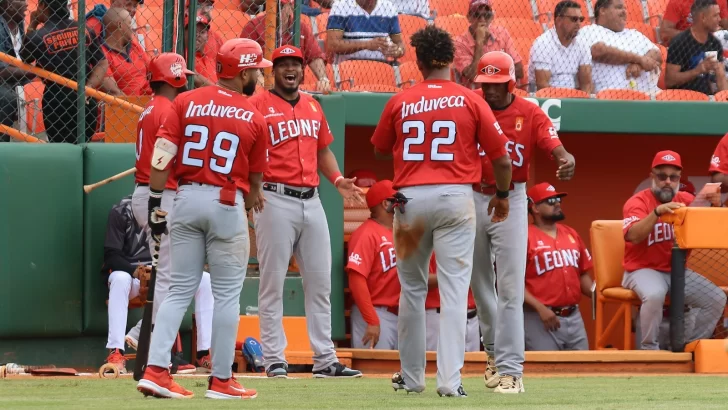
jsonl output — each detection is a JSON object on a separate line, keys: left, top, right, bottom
{"left": 179, "top": 180, "right": 210, "bottom": 187}
{"left": 473, "top": 182, "right": 515, "bottom": 196}
{"left": 136, "top": 183, "right": 148, "bottom": 187}
{"left": 263, "top": 182, "right": 316, "bottom": 200}
{"left": 549, "top": 305, "right": 577, "bottom": 317}
{"left": 434, "top": 308, "right": 477, "bottom": 319}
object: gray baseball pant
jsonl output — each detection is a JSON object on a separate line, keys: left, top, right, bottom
{"left": 350, "top": 305, "right": 398, "bottom": 350}
{"left": 524, "top": 308, "right": 589, "bottom": 351}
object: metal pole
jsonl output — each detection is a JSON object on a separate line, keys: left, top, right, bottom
{"left": 162, "top": 0, "right": 175, "bottom": 52}
{"left": 293, "top": 0, "right": 301, "bottom": 47}
{"left": 264, "top": 0, "right": 278, "bottom": 88}
{"left": 669, "top": 246, "right": 687, "bottom": 352}
{"left": 176, "top": 0, "right": 186, "bottom": 58}
{"left": 77, "top": 0, "right": 87, "bottom": 144}
{"left": 186, "top": 1, "right": 198, "bottom": 89}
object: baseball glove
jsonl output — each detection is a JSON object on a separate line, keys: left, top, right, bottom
{"left": 134, "top": 265, "right": 152, "bottom": 301}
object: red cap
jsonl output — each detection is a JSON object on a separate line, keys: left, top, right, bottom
{"left": 147, "top": 52, "right": 194, "bottom": 88}
{"left": 651, "top": 150, "right": 682, "bottom": 169}
{"left": 527, "top": 182, "right": 567, "bottom": 204}
{"left": 348, "top": 169, "right": 377, "bottom": 188}
{"left": 679, "top": 177, "right": 697, "bottom": 195}
{"left": 184, "top": 11, "right": 210, "bottom": 27}
{"left": 272, "top": 45, "right": 304, "bottom": 64}
{"left": 366, "top": 180, "right": 397, "bottom": 209}
{"left": 469, "top": 0, "right": 492, "bottom": 13}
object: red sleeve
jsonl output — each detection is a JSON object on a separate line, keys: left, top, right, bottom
{"left": 622, "top": 196, "right": 649, "bottom": 237}
{"left": 370, "top": 98, "right": 396, "bottom": 154}
{"left": 662, "top": 0, "right": 682, "bottom": 23}
{"left": 240, "top": 16, "right": 265, "bottom": 48}
{"left": 429, "top": 253, "right": 437, "bottom": 273}
{"left": 721, "top": 1, "right": 728, "bottom": 19}
{"left": 302, "top": 22, "right": 325, "bottom": 64}
{"left": 532, "top": 106, "right": 563, "bottom": 154}
{"left": 157, "top": 98, "right": 183, "bottom": 147}
{"left": 710, "top": 134, "right": 728, "bottom": 174}
{"left": 248, "top": 115, "right": 269, "bottom": 173}
{"left": 472, "top": 95, "right": 509, "bottom": 160}
{"left": 346, "top": 227, "right": 377, "bottom": 277}
{"left": 576, "top": 230, "right": 593, "bottom": 273}
{"left": 317, "top": 102, "right": 334, "bottom": 149}
{"left": 678, "top": 191, "right": 695, "bottom": 206}
{"left": 348, "top": 272, "right": 379, "bottom": 325}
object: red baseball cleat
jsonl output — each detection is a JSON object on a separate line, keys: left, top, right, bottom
{"left": 205, "top": 376, "right": 258, "bottom": 399}
{"left": 137, "top": 365, "right": 194, "bottom": 399}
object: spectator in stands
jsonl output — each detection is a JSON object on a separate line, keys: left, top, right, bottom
{"left": 183, "top": 11, "right": 217, "bottom": 87}
{"left": 241, "top": 0, "right": 332, "bottom": 92}
{"left": 188, "top": 0, "right": 224, "bottom": 67}
{"left": 529, "top": 1, "right": 593, "bottom": 93}
{"left": 0, "top": 0, "right": 34, "bottom": 142}
{"left": 665, "top": 0, "right": 727, "bottom": 95}
{"left": 102, "top": 8, "right": 151, "bottom": 96}
{"left": 325, "top": 0, "right": 405, "bottom": 64}
{"left": 453, "top": 0, "right": 524, "bottom": 90}
{"left": 241, "top": 0, "right": 333, "bottom": 17}
{"left": 621, "top": 150, "right": 726, "bottom": 350}
{"left": 660, "top": 0, "right": 728, "bottom": 45}
{"left": 523, "top": 182, "right": 593, "bottom": 351}
{"left": 390, "top": 0, "right": 430, "bottom": 18}
{"left": 578, "top": 0, "right": 661, "bottom": 94}
{"left": 21, "top": 0, "right": 108, "bottom": 143}
{"left": 86, "top": 0, "right": 144, "bottom": 49}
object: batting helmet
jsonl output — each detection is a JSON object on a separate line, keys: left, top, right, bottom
{"left": 216, "top": 38, "right": 272, "bottom": 79}
{"left": 474, "top": 51, "right": 516, "bottom": 92}
{"left": 348, "top": 169, "right": 378, "bottom": 188}
{"left": 147, "top": 53, "right": 194, "bottom": 88}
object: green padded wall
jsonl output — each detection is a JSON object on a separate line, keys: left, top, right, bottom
{"left": 0, "top": 144, "right": 83, "bottom": 337}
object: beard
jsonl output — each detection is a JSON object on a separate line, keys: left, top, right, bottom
{"left": 652, "top": 181, "right": 677, "bottom": 203}
{"left": 544, "top": 212, "right": 565, "bottom": 222}
{"left": 242, "top": 78, "right": 257, "bottom": 96}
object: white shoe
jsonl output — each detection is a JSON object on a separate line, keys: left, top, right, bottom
{"left": 493, "top": 375, "right": 525, "bottom": 394}
{"left": 484, "top": 356, "right": 499, "bottom": 389}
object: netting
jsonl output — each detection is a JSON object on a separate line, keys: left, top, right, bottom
{"left": 683, "top": 248, "right": 728, "bottom": 339}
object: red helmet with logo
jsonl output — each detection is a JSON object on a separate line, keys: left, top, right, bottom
{"left": 147, "top": 52, "right": 194, "bottom": 88}
{"left": 474, "top": 51, "right": 516, "bottom": 92}
{"left": 216, "top": 38, "right": 272, "bottom": 79}
{"left": 272, "top": 45, "right": 304, "bottom": 65}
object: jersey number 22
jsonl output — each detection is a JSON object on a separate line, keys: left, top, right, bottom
{"left": 402, "top": 120, "right": 456, "bottom": 161}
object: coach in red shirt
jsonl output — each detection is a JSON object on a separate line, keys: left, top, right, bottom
{"left": 622, "top": 150, "right": 726, "bottom": 350}
{"left": 102, "top": 8, "right": 151, "bottom": 95}
{"left": 660, "top": 0, "right": 728, "bottom": 45}
{"left": 523, "top": 182, "right": 593, "bottom": 351}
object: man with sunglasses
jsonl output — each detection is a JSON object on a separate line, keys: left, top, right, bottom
{"left": 622, "top": 150, "right": 726, "bottom": 350}
{"left": 529, "top": 1, "right": 593, "bottom": 93}
{"left": 523, "top": 182, "right": 593, "bottom": 351}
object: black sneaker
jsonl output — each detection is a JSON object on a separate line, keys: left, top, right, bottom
{"left": 391, "top": 372, "right": 417, "bottom": 393}
{"left": 437, "top": 385, "right": 467, "bottom": 398}
{"left": 312, "top": 362, "right": 362, "bottom": 378}
{"left": 266, "top": 363, "right": 288, "bottom": 378}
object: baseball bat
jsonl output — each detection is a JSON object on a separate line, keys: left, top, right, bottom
{"left": 0, "top": 125, "right": 46, "bottom": 144}
{"left": 0, "top": 52, "right": 144, "bottom": 114}
{"left": 133, "top": 211, "right": 167, "bottom": 381}
{"left": 83, "top": 167, "right": 136, "bottom": 194}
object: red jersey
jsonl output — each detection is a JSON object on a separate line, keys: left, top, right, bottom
{"left": 427, "top": 253, "right": 476, "bottom": 309}
{"left": 157, "top": 85, "right": 268, "bottom": 194}
{"left": 664, "top": 0, "right": 728, "bottom": 31}
{"left": 135, "top": 95, "right": 178, "bottom": 190}
{"left": 525, "top": 224, "right": 592, "bottom": 307}
{"left": 473, "top": 91, "right": 562, "bottom": 184}
{"left": 346, "top": 219, "right": 400, "bottom": 308}
{"left": 249, "top": 90, "right": 334, "bottom": 187}
{"left": 710, "top": 133, "right": 728, "bottom": 174}
{"left": 370, "top": 80, "right": 509, "bottom": 189}
{"left": 103, "top": 42, "right": 152, "bottom": 96}
{"left": 622, "top": 189, "right": 694, "bottom": 273}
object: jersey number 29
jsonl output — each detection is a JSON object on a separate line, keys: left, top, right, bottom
{"left": 402, "top": 120, "right": 456, "bottom": 161}
{"left": 181, "top": 124, "right": 240, "bottom": 175}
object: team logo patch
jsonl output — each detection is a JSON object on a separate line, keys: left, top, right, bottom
{"left": 280, "top": 47, "right": 296, "bottom": 55}
{"left": 515, "top": 116, "right": 524, "bottom": 131}
{"left": 712, "top": 155, "right": 721, "bottom": 166}
{"left": 268, "top": 107, "right": 275, "bottom": 114}
{"left": 481, "top": 64, "right": 500, "bottom": 75}
{"left": 348, "top": 253, "right": 362, "bottom": 266}
{"left": 546, "top": 185, "right": 556, "bottom": 192}
{"left": 238, "top": 53, "right": 259, "bottom": 67}
{"left": 170, "top": 62, "right": 184, "bottom": 77}
{"left": 662, "top": 154, "right": 677, "bottom": 162}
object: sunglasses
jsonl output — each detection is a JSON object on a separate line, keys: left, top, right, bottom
{"left": 653, "top": 172, "right": 680, "bottom": 182}
{"left": 558, "top": 15, "right": 585, "bottom": 23}
{"left": 471, "top": 10, "right": 494, "bottom": 19}
{"left": 540, "top": 197, "right": 562, "bottom": 206}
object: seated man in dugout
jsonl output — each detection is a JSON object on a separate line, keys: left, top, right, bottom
{"left": 101, "top": 195, "right": 215, "bottom": 374}
{"left": 523, "top": 182, "right": 593, "bottom": 351}
{"left": 621, "top": 150, "right": 726, "bottom": 350}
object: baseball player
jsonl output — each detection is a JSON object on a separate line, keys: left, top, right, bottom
{"left": 371, "top": 25, "right": 512, "bottom": 397}
{"left": 524, "top": 182, "right": 593, "bottom": 351}
{"left": 249, "top": 45, "right": 363, "bottom": 379}
{"left": 622, "top": 150, "right": 726, "bottom": 351}
{"left": 136, "top": 38, "right": 269, "bottom": 399}
{"left": 471, "top": 51, "right": 576, "bottom": 393}
{"left": 426, "top": 254, "right": 480, "bottom": 352}
{"left": 128, "top": 52, "right": 216, "bottom": 372}
{"left": 346, "top": 180, "right": 400, "bottom": 350}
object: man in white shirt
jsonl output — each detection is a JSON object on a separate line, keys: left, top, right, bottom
{"left": 529, "top": 0, "right": 592, "bottom": 93}
{"left": 577, "top": 0, "right": 661, "bottom": 94}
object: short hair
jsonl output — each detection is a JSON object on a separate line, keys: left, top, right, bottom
{"left": 593, "top": 0, "right": 614, "bottom": 20}
{"left": 410, "top": 25, "right": 454, "bottom": 70}
{"left": 41, "top": 0, "right": 71, "bottom": 20}
{"left": 692, "top": 0, "right": 718, "bottom": 16}
{"left": 554, "top": 1, "right": 581, "bottom": 17}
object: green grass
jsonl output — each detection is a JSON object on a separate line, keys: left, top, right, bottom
{"left": 0, "top": 376, "right": 725, "bottom": 409}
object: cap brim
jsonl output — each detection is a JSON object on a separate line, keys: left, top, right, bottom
{"left": 473, "top": 75, "right": 506, "bottom": 84}
{"left": 255, "top": 58, "right": 273, "bottom": 68}
{"left": 653, "top": 162, "right": 682, "bottom": 169}
{"left": 182, "top": 68, "right": 195, "bottom": 75}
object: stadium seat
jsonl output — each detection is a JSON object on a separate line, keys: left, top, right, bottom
{"left": 301, "top": 64, "right": 336, "bottom": 89}
{"left": 536, "top": 0, "right": 591, "bottom": 25}
{"left": 497, "top": 18, "right": 543, "bottom": 40}
{"left": 626, "top": 21, "right": 657, "bottom": 43}
{"left": 491, "top": 0, "right": 536, "bottom": 20}
{"left": 337, "top": 60, "right": 397, "bottom": 89}
{"left": 397, "top": 61, "right": 425, "bottom": 88}
{"left": 622, "top": 0, "right": 648, "bottom": 23}
{"left": 350, "top": 84, "right": 403, "bottom": 93}
{"left": 645, "top": 0, "right": 670, "bottom": 26}
{"left": 657, "top": 44, "right": 667, "bottom": 89}
{"left": 430, "top": 0, "right": 469, "bottom": 17}
{"left": 713, "top": 90, "right": 728, "bottom": 102}
{"left": 596, "top": 89, "right": 651, "bottom": 100}
{"left": 399, "top": 14, "right": 428, "bottom": 41}
{"left": 514, "top": 38, "right": 534, "bottom": 65}
{"left": 513, "top": 88, "right": 529, "bottom": 97}
{"left": 215, "top": 0, "right": 243, "bottom": 10}
{"left": 590, "top": 220, "right": 638, "bottom": 350}
{"left": 535, "top": 87, "right": 590, "bottom": 98}
{"left": 434, "top": 15, "right": 469, "bottom": 37}
{"left": 314, "top": 11, "right": 330, "bottom": 38}
{"left": 211, "top": 9, "right": 252, "bottom": 37}
{"left": 655, "top": 90, "right": 710, "bottom": 101}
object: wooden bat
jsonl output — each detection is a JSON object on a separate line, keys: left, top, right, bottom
{"left": 0, "top": 124, "right": 45, "bottom": 144}
{"left": 0, "top": 52, "right": 143, "bottom": 114}
{"left": 83, "top": 167, "right": 136, "bottom": 194}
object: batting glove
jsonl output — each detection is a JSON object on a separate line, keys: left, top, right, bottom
{"left": 386, "top": 192, "right": 410, "bottom": 214}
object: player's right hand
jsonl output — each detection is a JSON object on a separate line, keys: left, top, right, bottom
{"left": 654, "top": 202, "right": 685, "bottom": 216}
{"left": 253, "top": 191, "right": 266, "bottom": 213}
{"left": 538, "top": 307, "right": 560, "bottom": 332}
{"left": 488, "top": 197, "right": 509, "bottom": 222}
{"left": 362, "top": 324, "right": 381, "bottom": 349}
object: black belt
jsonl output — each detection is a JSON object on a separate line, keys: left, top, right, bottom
{"left": 179, "top": 180, "right": 210, "bottom": 187}
{"left": 474, "top": 182, "right": 516, "bottom": 196}
{"left": 434, "top": 308, "right": 477, "bottom": 319}
{"left": 136, "top": 183, "right": 148, "bottom": 187}
{"left": 549, "top": 305, "right": 577, "bottom": 317}
{"left": 263, "top": 182, "right": 316, "bottom": 200}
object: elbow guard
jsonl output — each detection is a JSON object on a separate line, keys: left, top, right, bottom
{"left": 151, "top": 138, "right": 178, "bottom": 171}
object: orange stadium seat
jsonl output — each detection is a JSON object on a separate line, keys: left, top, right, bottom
{"left": 215, "top": 0, "right": 244, "bottom": 10}
{"left": 497, "top": 18, "right": 543, "bottom": 40}
{"left": 430, "top": 0, "right": 470, "bottom": 17}
{"left": 492, "top": 0, "right": 536, "bottom": 20}
{"left": 142, "top": 0, "right": 164, "bottom": 7}
{"left": 535, "top": 87, "right": 590, "bottom": 98}
{"left": 514, "top": 38, "right": 534, "bottom": 65}
{"left": 657, "top": 44, "right": 667, "bottom": 89}
{"left": 399, "top": 14, "right": 428, "bottom": 41}
{"left": 646, "top": 0, "right": 670, "bottom": 26}
{"left": 301, "top": 64, "right": 336, "bottom": 89}
{"left": 337, "top": 60, "right": 396, "bottom": 89}
{"left": 314, "top": 12, "right": 330, "bottom": 37}
{"left": 434, "top": 15, "right": 469, "bottom": 37}
{"left": 713, "top": 90, "right": 728, "bottom": 102}
{"left": 397, "top": 61, "right": 425, "bottom": 88}
{"left": 626, "top": 21, "right": 657, "bottom": 43}
{"left": 136, "top": 6, "right": 163, "bottom": 30}
{"left": 596, "top": 89, "right": 651, "bottom": 100}
{"left": 350, "top": 84, "right": 403, "bottom": 93}
{"left": 655, "top": 89, "right": 710, "bottom": 101}
{"left": 210, "top": 9, "right": 251, "bottom": 37}
{"left": 218, "top": 30, "right": 240, "bottom": 42}
{"left": 513, "top": 88, "right": 528, "bottom": 97}
{"left": 623, "top": 0, "right": 648, "bottom": 23}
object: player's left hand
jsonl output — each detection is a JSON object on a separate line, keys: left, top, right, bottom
{"left": 336, "top": 177, "right": 366, "bottom": 205}
{"left": 253, "top": 190, "right": 266, "bottom": 213}
{"left": 362, "top": 324, "right": 380, "bottom": 348}
{"left": 706, "top": 191, "right": 722, "bottom": 207}
{"left": 488, "top": 196, "right": 509, "bottom": 222}
{"left": 556, "top": 153, "right": 576, "bottom": 181}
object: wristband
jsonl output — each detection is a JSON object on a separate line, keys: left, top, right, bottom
{"left": 149, "top": 188, "right": 163, "bottom": 212}
{"left": 330, "top": 172, "right": 343, "bottom": 186}
{"left": 654, "top": 208, "right": 660, "bottom": 217}
{"left": 496, "top": 189, "right": 509, "bottom": 199}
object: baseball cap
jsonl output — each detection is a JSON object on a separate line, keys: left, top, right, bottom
{"left": 469, "top": 0, "right": 492, "bottom": 13}
{"left": 272, "top": 45, "right": 304, "bottom": 65}
{"left": 349, "top": 169, "right": 378, "bottom": 188}
{"left": 527, "top": 182, "right": 567, "bottom": 204}
{"left": 184, "top": 11, "right": 210, "bottom": 27}
{"left": 651, "top": 150, "right": 682, "bottom": 169}
{"left": 679, "top": 177, "right": 697, "bottom": 195}
{"left": 366, "top": 180, "right": 397, "bottom": 209}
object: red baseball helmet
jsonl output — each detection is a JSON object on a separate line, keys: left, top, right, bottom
{"left": 216, "top": 38, "right": 272, "bottom": 79}
{"left": 348, "top": 169, "right": 378, "bottom": 188}
{"left": 147, "top": 52, "right": 194, "bottom": 88}
{"left": 474, "top": 51, "right": 516, "bottom": 92}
